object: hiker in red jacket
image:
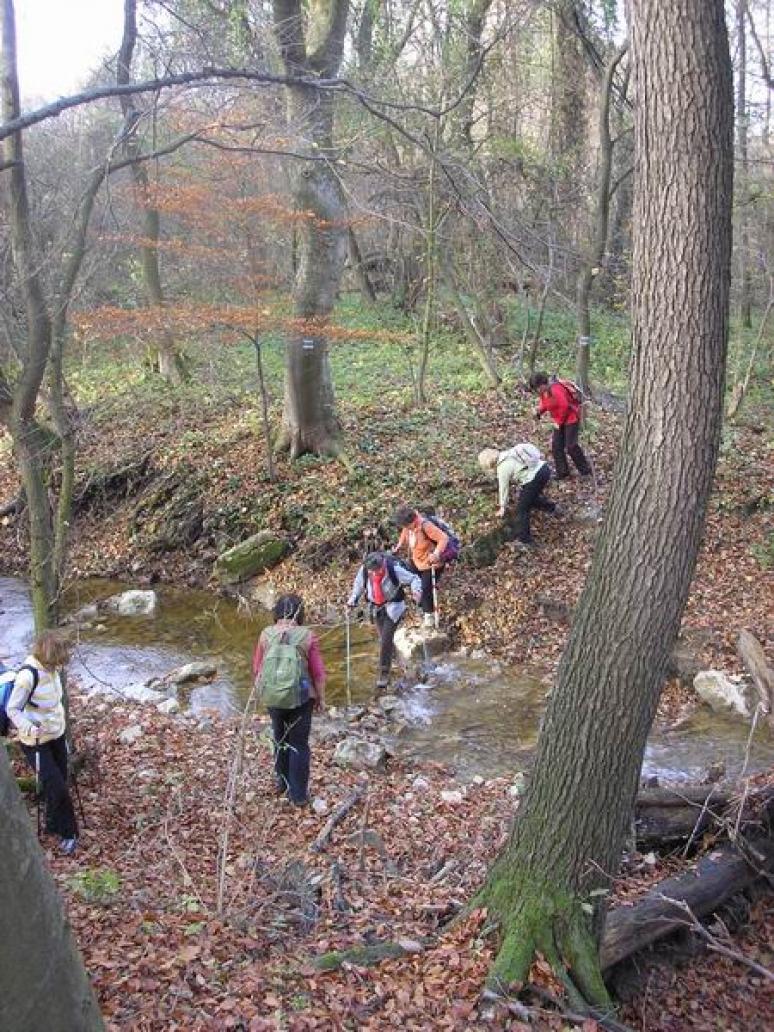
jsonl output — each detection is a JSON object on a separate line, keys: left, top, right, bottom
{"left": 529, "top": 371, "right": 592, "bottom": 480}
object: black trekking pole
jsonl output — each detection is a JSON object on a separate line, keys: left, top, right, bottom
{"left": 71, "top": 767, "right": 87, "bottom": 829}
{"left": 67, "top": 739, "right": 87, "bottom": 829}
{"left": 34, "top": 746, "right": 42, "bottom": 839}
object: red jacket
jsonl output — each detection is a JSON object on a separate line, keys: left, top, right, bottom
{"left": 538, "top": 382, "right": 580, "bottom": 427}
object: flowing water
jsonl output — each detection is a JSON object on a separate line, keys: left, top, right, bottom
{"left": 1, "top": 576, "right": 771, "bottom": 783}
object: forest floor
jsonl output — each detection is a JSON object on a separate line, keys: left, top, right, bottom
{"left": 12, "top": 694, "right": 774, "bottom": 1032}
{"left": 2, "top": 329, "right": 774, "bottom": 1028}
{"left": 0, "top": 333, "right": 772, "bottom": 691}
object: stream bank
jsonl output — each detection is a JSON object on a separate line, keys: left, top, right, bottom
{"left": 2, "top": 575, "right": 771, "bottom": 784}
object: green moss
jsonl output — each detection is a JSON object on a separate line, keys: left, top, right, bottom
{"left": 313, "top": 942, "right": 410, "bottom": 971}
{"left": 214, "top": 531, "right": 288, "bottom": 583}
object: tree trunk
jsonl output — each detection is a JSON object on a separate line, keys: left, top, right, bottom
{"left": 348, "top": 227, "right": 377, "bottom": 302}
{"left": 575, "top": 45, "right": 628, "bottom": 396}
{"left": 456, "top": 0, "right": 494, "bottom": 151}
{"left": 551, "top": 2, "right": 588, "bottom": 232}
{"left": 736, "top": 0, "right": 752, "bottom": 329}
{"left": 49, "top": 166, "right": 105, "bottom": 587}
{"left": 441, "top": 255, "right": 501, "bottom": 388}
{"left": 273, "top": 1, "right": 350, "bottom": 458}
{"left": 0, "top": 749, "right": 104, "bottom": 1031}
{"left": 477, "top": 0, "right": 732, "bottom": 1009}
{"left": 1, "top": 0, "right": 57, "bottom": 629}
{"left": 117, "top": 0, "right": 186, "bottom": 386}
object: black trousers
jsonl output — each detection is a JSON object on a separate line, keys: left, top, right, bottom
{"left": 375, "top": 608, "right": 401, "bottom": 674}
{"left": 21, "top": 735, "right": 78, "bottom": 839}
{"left": 268, "top": 699, "right": 314, "bottom": 803}
{"left": 552, "top": 421, "right": 591, "bottom": 478}
{"left": 515, "top": 463, "right": 555, "bottom": 543}
{"left": 407, "top": 562, "right": 443, "bottom": 614}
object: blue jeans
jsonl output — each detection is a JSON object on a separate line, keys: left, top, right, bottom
{"left": 268, "top": 699, "right": 314, "bottom": 803}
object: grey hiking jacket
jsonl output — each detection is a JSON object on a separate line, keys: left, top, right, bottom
{"left": 347, "top": 561, "right": 421, "bottom": 623}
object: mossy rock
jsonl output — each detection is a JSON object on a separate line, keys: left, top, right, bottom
{"left": 214, "top": 531, "right": 289, "bottom": 583}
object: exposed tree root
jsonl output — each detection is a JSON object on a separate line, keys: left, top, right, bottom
{"left": 477, "top": 879, "right": 614, "bottom": 1016}
{"left": 274, "top": 425, "right": 342, "bottom": 460}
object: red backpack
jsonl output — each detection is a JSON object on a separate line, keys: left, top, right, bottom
{"left": 551, "top": 377, "right": 584, "bottom": 407}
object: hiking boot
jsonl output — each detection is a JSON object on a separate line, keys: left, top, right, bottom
{"left": 375, "top": 669, "right": 390, "bottom": 689}
{"left": 59, "top": 837, "right": 78, "bottom": 856}
{"left": 423, "top": 613, "right": 436, "bottom": 629}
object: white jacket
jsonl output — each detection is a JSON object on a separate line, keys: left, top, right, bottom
{"left": 8, "top": 658, "right": 66, "bottom": 746}
{"left": 496, "top": 444, "right": 547, "bottom": 509}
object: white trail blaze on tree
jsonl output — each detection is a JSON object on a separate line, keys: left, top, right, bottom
{"left": 477, "top": 0, "right": 733, "bottom": 1009}
{"left": 273, "top": 0, "right": 350, "bottom": 458}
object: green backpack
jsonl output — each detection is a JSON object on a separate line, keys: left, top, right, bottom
{"left": 256, "top": 626, "right": 312, "bottom": 709}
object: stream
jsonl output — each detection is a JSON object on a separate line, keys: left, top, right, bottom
{"left": 1, "top": 576, "right": 771, "bottom": 783}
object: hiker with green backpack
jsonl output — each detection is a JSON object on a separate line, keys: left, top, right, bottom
{"left": 252, "top": 594, "right": 326, "bottom": 807}
{"left": 347, "top": 551, "right": 422, "bottom": 690}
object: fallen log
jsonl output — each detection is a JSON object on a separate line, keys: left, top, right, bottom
{"left": 634, "top": 785, "right": 731, "bottom": 848}
{"left": 313, "top": 937, "right": 426, "bottom": 971}
{"left": 311, "top": 784, "right": 365, "bottom": 853}
{"left": 633, "top": 783, "right": 774, "bottom": 849}
{"left": 601, "top": 838, "right": 774, "bottom": 971}
{"left": 738, "top": 629, "right": 774, "bottom": 731}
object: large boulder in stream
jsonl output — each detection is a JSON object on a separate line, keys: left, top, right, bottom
{"left": 104, "top": 589, "right": 158, "bottom": 616}
{"left": 214, "top": 531, "right": 288, "bottom": 584}
{"left": 166, "top": 661, "right": 217, "bottom": 685}
{"left": 694, "top": 670, "right": 752, "bottom": 720}
{"left": 394, "top": 626, "right": 450, "bottom": 663}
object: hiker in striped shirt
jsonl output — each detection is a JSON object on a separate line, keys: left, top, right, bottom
{"left": 8, "top": 631, "right": 79, "bottom": 855}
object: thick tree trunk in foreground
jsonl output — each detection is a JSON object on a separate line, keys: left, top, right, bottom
{"left": 0, "top": 750, "right": 104, "bottom": 1031}
{"left": 273, "top": 1, "right": 349, "bottom": 458}
{"left": 477, "top": 0, "right": 732, "bottom": 1008}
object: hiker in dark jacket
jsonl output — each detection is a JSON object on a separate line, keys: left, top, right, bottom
{"left": 348, "top": 551, "right": 422, "bottom": 689}
{"left": 529, "top": 371, "right": 591, "bottom": 479}
{"left": 392, "top": 505, "right": 448, "bottom": 627}
{"left": 252, "top": 594, "right": 326, "bottom": 806}
{"left": 8, "top": 631, "right": 79, "bottom": 855}
{"left": 478, "top": 443, "right": 556, "bottom": 546}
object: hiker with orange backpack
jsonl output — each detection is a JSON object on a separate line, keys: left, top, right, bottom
{"left": 529, "top": 371, "right": 592, "bottom": 480}
{"left": 347, "top": 551, "right": 422, "bottom": 689}
{"left": 392, "top": 506, "right": 460, "bottom": 628}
